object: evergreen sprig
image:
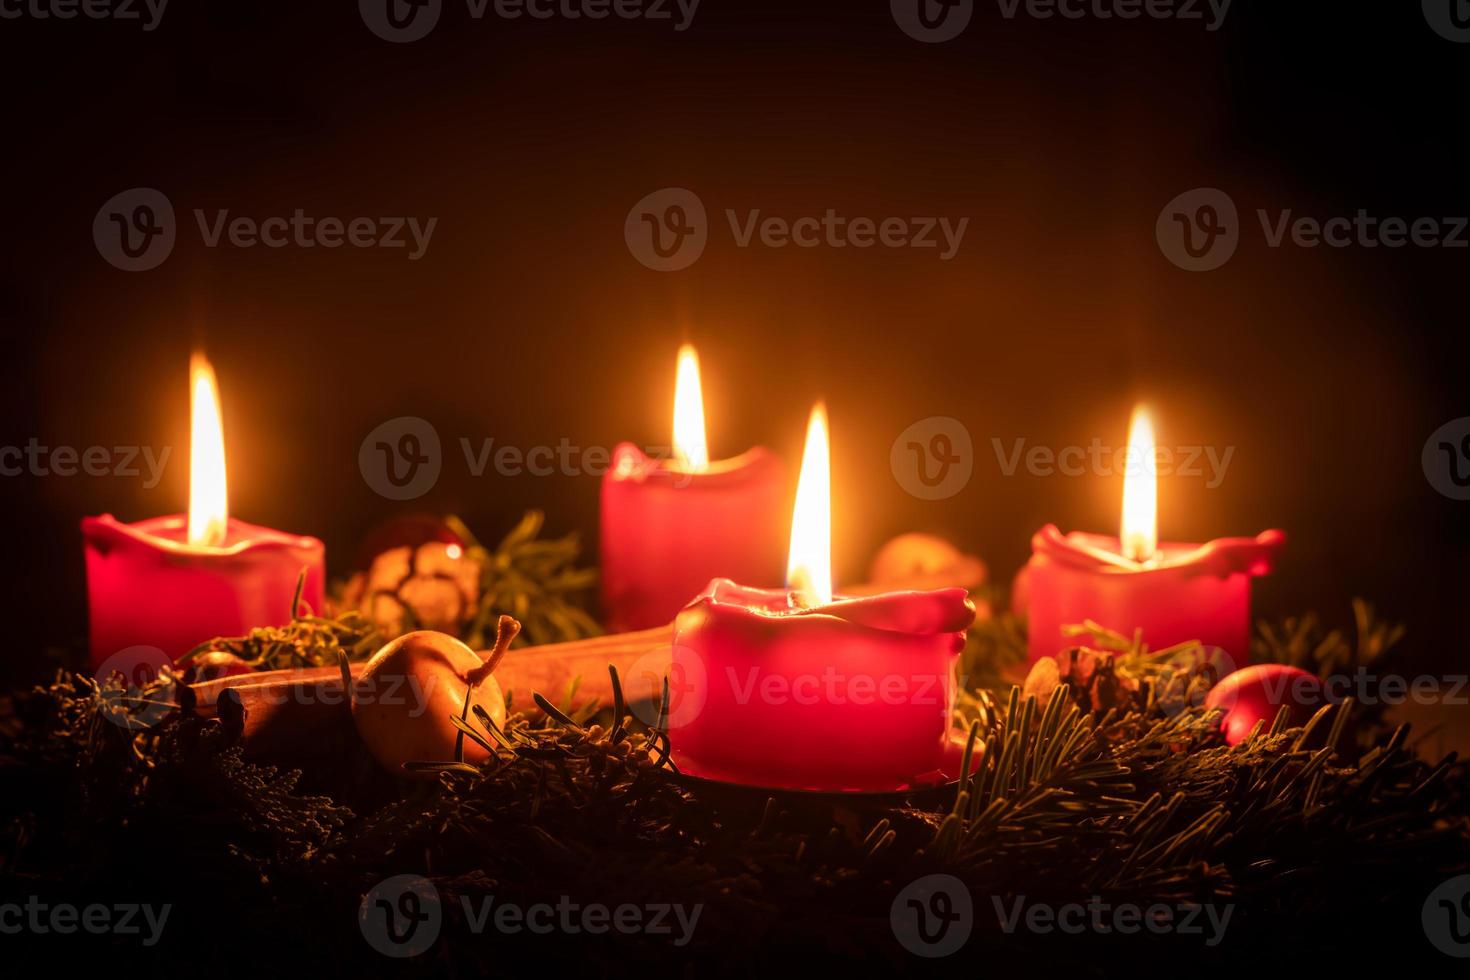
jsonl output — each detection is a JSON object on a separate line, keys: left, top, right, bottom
{"left": 2, "top": 603, "right": 1466, "bottom": 971}
{"left": 448, "top": 511, "right": 602, "bottom": 648}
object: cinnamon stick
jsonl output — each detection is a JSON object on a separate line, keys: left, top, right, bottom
{"left": 190, "top": 625, "right": 673, "bottom": 718}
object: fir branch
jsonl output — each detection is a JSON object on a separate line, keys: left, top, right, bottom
{"left": 449, "top": 511, "right": 602, "bottom": 648}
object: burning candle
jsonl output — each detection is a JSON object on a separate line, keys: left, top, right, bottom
{"left": 1023, "top": 405, "right": 1284, "bottom": 667}
{"left": 82, "top": 354, "right": 325, "bottom": 670}
{"left": 669, "top": 405, "right": 977, "bottom": 793}
{"left": 600, "top": 344, "right": 787, "bottom": 631}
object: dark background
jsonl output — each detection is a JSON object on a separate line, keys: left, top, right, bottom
{"left": 1, "top": 1, "right": 1466, "bottom": 675}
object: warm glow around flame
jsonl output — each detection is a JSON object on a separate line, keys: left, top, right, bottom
{"left": 672, "top": 344, "right": 709, "bottom": 471}
{"left": 187, "top": 353, "right": 229, "bottom": 547}
{"left": 1120, "top": 404, "right": 1158, "bottom": 563}
{"left": 787, "top": 402, "right": 833, "bottom": 606}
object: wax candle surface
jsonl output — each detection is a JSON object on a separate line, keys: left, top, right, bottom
{"left": 82, "top": 513, "right": 325, "bottom": 669}
{"left": 601, "top": 444, "right": 787, "bottom": 632}
{"left": 1023, "top": 524, "right": 1284, "bottom": 666}
{"left": 670, "top": 578, "right": 975, "bottom": 792}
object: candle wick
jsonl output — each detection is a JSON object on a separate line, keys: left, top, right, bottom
{"left": 788, "top": 584, "right": 821, "bottom": 611}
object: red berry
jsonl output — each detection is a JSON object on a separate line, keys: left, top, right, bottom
{"left": 1204, "top": 664, "right": 1325, "bottom": 746}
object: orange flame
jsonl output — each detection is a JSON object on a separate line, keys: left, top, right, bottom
{"left": 787, "top": 403, "right": 833, "bottom": 606}
{"left": 187, "top": 353, "right": 228, "bottom": 547}
{"left": 672, "top": 344, "right": 709, "bottom": 472}
{"left": 1120, "top": 404, "right": 1158, "bottom": 563}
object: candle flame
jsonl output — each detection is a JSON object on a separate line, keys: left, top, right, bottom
{"left": 1120, "top": 404, "right": 1157, "bottom": 563}
{"left": 787, "top": 402, "right": 833, "bottom": 606}
{"left": 187, "top": 352, "right": 228, "bottom": 547}
{"left": 672, "top": 344, "right": 709, "bottom": 471}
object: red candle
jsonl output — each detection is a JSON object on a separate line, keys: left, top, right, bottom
{"left": 1023, "top": 406, "right": 1283, "bottom": 666}
{"left": 600, "top": 345, "right": 787, "bottom": 632}
{"left": 82, "top": 354, "right": 324, "bottom": 670}
{"left": 670, "top": 405, "right": 977, "bottom": 793}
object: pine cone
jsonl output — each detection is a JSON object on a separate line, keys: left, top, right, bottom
{"left": 1023, "top": 647, "right": 1145, "bottom": 716}
{"left": 340, "top": 541, "right": 481, "bottom": 640}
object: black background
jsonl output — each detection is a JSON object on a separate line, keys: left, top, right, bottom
{"left": 1, "top": 1, "right": 1466, "bottom": 676}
